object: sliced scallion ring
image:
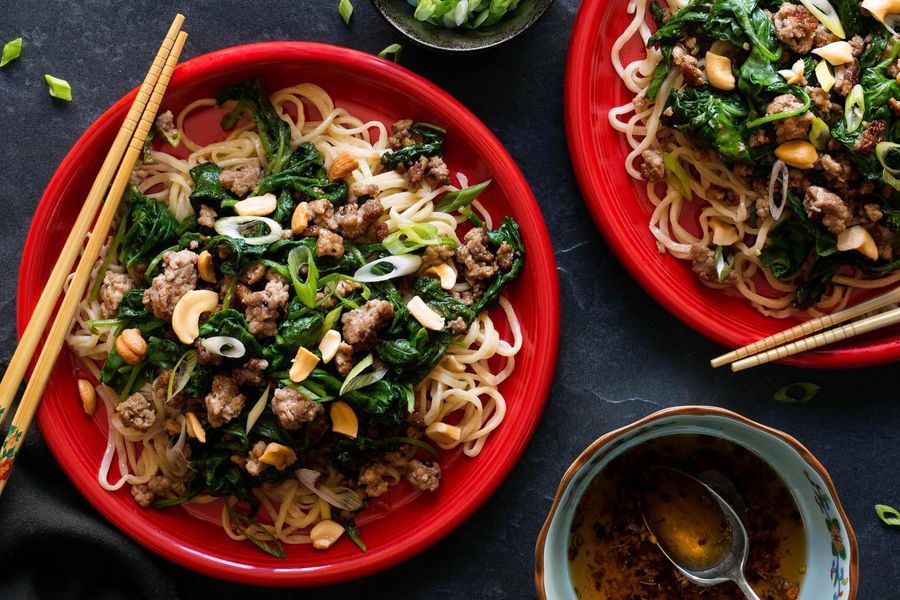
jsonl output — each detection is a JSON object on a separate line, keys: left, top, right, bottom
{"left": 768, "top": 160, "right": 790, "bottom": 221}
{"left": 339, "top": 353, "right": 388, "bottom": 395}
{"left": 773, "top": 382, "right": 820, "bottom": 403}
{"left": 246, "top": 385, "right": 271, "bottom": 434}
{"left": 663, "top": 152, "right": 692, "bottom": 199}
{"left": 353, "top": 254, "right": 422, "bottom": 283}
{"left": 808, "top": 117, "right": 831, "bottom": 151}
{"left": 214, "top": 216, "right": 282, "bottom": 245}
{"left": 798, "top": 0, "right": 845, "bottom": 38}
{"left": 200, "top": 336, "right": 246, "bottom": 359}
{"left": 876, "top": 142, "right": 900, "bottom": 176}
{"left": 845, "top": 84, "right": 865, "bottom": 133}
{"left": 815, "top": 60, "right": 835, "bottom": 93}
{"left": 167, "top": 350, "right": 199, "bottom": 402}
{"left": 875, "top": 504, "right": 900, "bottom": 526}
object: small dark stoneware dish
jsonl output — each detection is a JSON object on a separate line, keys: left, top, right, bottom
{"left": 371, "top": 0, "right": 553, "bottom": 52}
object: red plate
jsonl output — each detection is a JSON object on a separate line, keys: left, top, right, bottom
{"left": 566, "top": 0, "right": 900, "bottom": 368}
{"left": 18, "top": 42, "right": 559, "bottom": 586}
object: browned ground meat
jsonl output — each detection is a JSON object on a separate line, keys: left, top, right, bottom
{"left": 334, "top": 342, "right": 355, "bottom": 376}
{"left": 196, "top": 339, "right": 223, "bottom": 366}
{"left": 350, "top": 182, "right": 379, "bottom": 198}
{"left": 116, "top": 393, "right": 157, "bottom": 432}
{"left": 198, "top": 204, "right": 217, "bottom": 228}
{"left": 863, "top": 203, "right": 884, "bottom": 223}
{"left": 749, "top": 129, "right": 772, "bottom": 148}
{"left": 448, "top": 317, "right": 468, "bottom": 334}
{"left": 315, "top": 229, "right": 345, "bottom": 259}
{"left": 835, "top": 60, "right": 861, "bottom": 97}
{"left": 818, "top": 153, "right": 855, "bottom": 188}
{"left": 812, "top": 24, "right": 839, "bottom": 48}
{"left": 671, "top": 44, "right": 704, "bottom": 87}
{"left": 855, "top": 120, "right": 887, "bottom": 155}
{"left": 270, "top": 386, "right": 323, "bottom": 430}
{"left": 359, "top": 462, "right": 391, "bottom": 497}
{"left": 336, "top": 198, "right": 384, "bottom": 240}
{"left": 232, "top": 358, "right": 269, "bottom": 387}
{"left": 870, "top": 225, "right": 895, "bottom": 260}
{"left": 689, "top": 244, "right": 737, "bottom": 285}
{"left": 766, "top": 95, "right": 814, "bottom": 143}
{"left": 804, "top": 186, "right": 853, "bottom": 234}
{"left": 405, "top": 459, "right": 441, "bottom": 492}
{"left": 99, "top": 271, "right": 134, "bottom": 318}
{"left": 849, "top": 34, "right": 868, "bottom": 56}
{"left": 403, "top": 156, "right": 451, "bottom": 189}
{"left": 422, "top": 244, "right": 456, "bottom": 267}
{"left": 639, "top": 147, "right": 665, "bottom": 181}
{"left": 772, "top": 3, "right": 819, "bottom": 54}
{"left": 242, "top": 270, "right": 290, "bottom": 337}
{"left": 240, "top": 262, "right": 267, "bottom": 286}
{"left": 131, "top": 475, "right": 185, "bottom": 508}
{"left": 232, "top": 441, "right": 269, "bottom": 476}
{"left": 387, "top": 119, "right": 420, "bottom": 149}
{"left": 496, "top": 242, "right": 515, "bottom": 271}
{"left": 155, "top": 110, "right": 177, "bottom": 139}
{"left": 307, "top": 199, "right": 338, "bottom": 230}
{"left": 755, "top": 195, "right": 771, "bottom": 219}
{"left": 804, "top": 87, "right": 835, "bottom": 120}
{"left": 205, "top": 374, "right": 246, "bottom": 427}
{"left": 341, "top": 300, "right": 394, "bottom": 350}
{"left": 143, "top": 249, "right": 198, "bottom": 321}
{"left": 455, "top": 227, "right": 498, "bottom": 287}
{"left": 218, "top": 162, "right": 261, "bottom": 197}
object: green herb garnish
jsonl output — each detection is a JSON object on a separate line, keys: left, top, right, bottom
{"left": 44, "top": 74, "right": 72, "bottom": 101}
{"left": 0, "top": 38, "right": 22, "bottom": 67}
{"left": 773, "top": 382, "right": 820, "bottom": 404}
{"left": 338, "top": 0, "right": 353, "bottom": 25}
{"left": 378, "top": 43, "right": 402, "bottom": 63}
{"left": 876, "top": 504, "right": 900, "bottom": 526}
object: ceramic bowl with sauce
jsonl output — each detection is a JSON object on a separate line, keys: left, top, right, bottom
{"left": 535, "top": 407, "right": 858, "bottom": 600}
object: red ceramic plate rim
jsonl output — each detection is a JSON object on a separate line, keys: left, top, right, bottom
{"left": 17, "top": 42, "right": 560, "bottom": 586}
{"left": 565, "top": 0, "right": 900, "bottom": 369}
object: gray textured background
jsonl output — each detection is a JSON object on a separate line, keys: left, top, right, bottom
{"left": 0, "top": 1, "right": 897, "bottom": 598}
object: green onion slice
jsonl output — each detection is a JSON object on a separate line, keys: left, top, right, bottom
{"left": 353, "top": 254, "right": 422, "bottom": 282}
{"left": 876, "top": 142, "right": 900, "bottom": 176}
{"left": 377, "top": 43, "right": 402, "bottom": 63}
{"left": 214, "top": 216, "right": 282, "bottom": 245}
{"left": 773, "top": 382, "right": 820, "bottom": 403}
{"left": 45, "top": 74, "right": 72, "bottom": 101}
{"left": 875, "top": 504, "right": 900, "bottom": 526}
{"left": 344, "top": 520, "right": 368, "bottom": 552}
{"left": 167, "top": 350, "right": 199, "bottom": 402}
{"left": 845, "top": 84, "right": 865, "bottom": 133}
{"left": 382, "top": 223, "right": 457, "bottom": 255}
{"left": 797, "top": 0, "right": 845, "bottom": 39}
{"left": 663, "top": 153, "right": 692, "bottom": 199}
{"left": 339, "top": 353, "right": 388, "bottom": 395}
{"left": 1, "top": 37, "right": 22, "bottom": 67}
{"left": 338, "top": 0, "right": 353, "bottom": 25}
{"left": 809, "top": 117, "right": 831, "bottom": 151}
{"left": 435, "top": 179, "right": 491, "bottom": 213}
{"left": 246, "top": 385, "right": 271, "bottom": 434}
{"left": 288, "top": 246, "right": 319, "bottom": 308}
{"left": 715, "top": 246, "right": 733, "bottom": 283}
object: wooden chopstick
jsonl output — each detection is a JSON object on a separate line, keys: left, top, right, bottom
{"left": 0, "top": 27, "right": 188, "bottom": 496}
{"left": 711, "top": 286, "right": 900, "bottom": 368}
{"left": 730, "top": 305, "right": 900, "bottom": 371}
{"left": 0, "top": 14, "right": 185, "bottom": 428}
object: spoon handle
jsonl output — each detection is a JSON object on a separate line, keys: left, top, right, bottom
{"left": 734, "top": 577, "right": 762, "bottom": 600}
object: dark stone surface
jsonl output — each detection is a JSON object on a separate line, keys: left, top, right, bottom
{"left": 0, "top": 1, "right": 897, "bottom": 598}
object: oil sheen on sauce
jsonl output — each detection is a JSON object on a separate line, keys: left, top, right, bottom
{"left": 567, "top": 434, "right": 806, "bottom": 600}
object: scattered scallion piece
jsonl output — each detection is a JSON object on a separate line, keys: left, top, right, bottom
{"left": 715, "top": 246, "right": 732, "bottom": 283}
{"left": 44, "top": 74, "right": 72, "bottom": 101}
{"left": 773, "top": 382, "right": 820, "bottom": 403}
{"left": 875, "top": 504, "right": 900, "bottom": 526}
{"left": 0, "top": 37, "right": 22, "bottom": 67}
{"left": 378, "top": 43, "right": 402, "bottom": 63}
{"left": 344, "top": 520, "right": 368, "bottom": 552}
{"left": 435, "top": 179, "right": 491, "bottom": 213}
{"left": 226, "top": 501, "right": 286, "bottom": 559}
{"left": 663, "top": 153, "right": 692, "bottom": 199}
{"left": 845, "top": 84, "right": 865, "bottom": 133}
{"left": 338, "top": 0, "right": 354, "bottom": 25}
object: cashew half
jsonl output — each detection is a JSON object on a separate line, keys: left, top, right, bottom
{"left": 837, "top": 225, "right": 878, "bottom": 260}
{"left": 234, "top": 193, "right": 277, "bottom": 217}
{"left": 310, "top": 520, "right": 345, "bottom": 550}
{"left": 172, "top": 290, "right": 219, "bottom": 344}
{"left": 330, "top": 401, "right": 358, "bottom": 439}
{"left": 407, "top": 296, "right": 445, "bottom": 331}
{"left": 705, "top": 52, "right": 735, "bottom": 91}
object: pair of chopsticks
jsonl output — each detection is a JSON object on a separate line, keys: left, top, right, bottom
{"left": 0, "top": 15, "right": 188, "bottom": 496}
{"left": 711, "top": 286, "right": 900, "bottom": 371}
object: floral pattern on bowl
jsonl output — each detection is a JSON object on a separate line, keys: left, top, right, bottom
{"left": 535, "top": 406, "right": 859, "bottom": 600}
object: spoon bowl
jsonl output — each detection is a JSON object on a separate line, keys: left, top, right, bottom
{"left": 640, "top": 468, "right": 761, "bottom": 600}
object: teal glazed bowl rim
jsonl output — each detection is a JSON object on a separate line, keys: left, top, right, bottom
{"left": 534, "top": 406, "right": 859, "bottom": 600}
{"left": 370, "top": 0, "right": 554, "bottom": 53}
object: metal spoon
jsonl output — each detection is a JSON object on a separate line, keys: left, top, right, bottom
{"left": 639, "top": 467, "right": 761, "bottom": 600}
